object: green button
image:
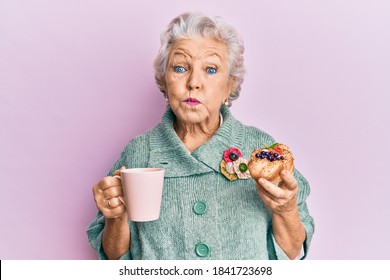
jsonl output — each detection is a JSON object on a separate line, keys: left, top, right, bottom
{"left": 195, "top": 242, "right": 210, "bottom": 257}
{"left": 239, "top": 162, "right": 248, "bottom": 172}
{"left": 193, "top": 201, "right": 207, "bottom": 215}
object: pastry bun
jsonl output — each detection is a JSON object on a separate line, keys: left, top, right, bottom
{"left": 248, "top": 143, "right": 294, "bottom": 184}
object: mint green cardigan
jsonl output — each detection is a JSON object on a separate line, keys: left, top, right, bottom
{"left": 87, "top": 106, "right": 314, "bottom": 260}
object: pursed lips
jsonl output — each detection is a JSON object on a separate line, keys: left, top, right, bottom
{"left": 184, "top": 97, "right": 201, "bottom": 106}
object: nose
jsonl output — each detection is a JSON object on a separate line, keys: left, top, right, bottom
{"left": 187, "top": 69, "right": 202, "bottom": 91}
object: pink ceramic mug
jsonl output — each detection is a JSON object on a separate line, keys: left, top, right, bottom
{"left": 117, "top": 168, "right": 165, "bottom": 222}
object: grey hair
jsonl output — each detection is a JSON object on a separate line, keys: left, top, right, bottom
{"left": 153, "top": 12, "right": 245, "bottom": 106}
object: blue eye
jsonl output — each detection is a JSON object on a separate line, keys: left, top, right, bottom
{"left": 207, "top": 67, "right": 217, "bottom": 74}
{"left": 173, "top": 66, "right": 186, "bottom": 73}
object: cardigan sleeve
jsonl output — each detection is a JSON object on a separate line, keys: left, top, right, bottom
{"left": 243, "top": 124, "right": 315, "bottom": 260}
{"left": 86, "top": 133, "right": 150, "bottom": 260}
{"left": 86, "top": 149, "right": 133, "bottom": 260}
{"left": 267, "top": 168, "right": 315, "bottom": 260}
{"left": 86, "top": 211, "right": 133, "bottom": 260}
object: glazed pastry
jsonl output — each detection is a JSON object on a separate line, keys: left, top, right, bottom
{"left": 247, "top": 143, "right": 294, "bottom": 184}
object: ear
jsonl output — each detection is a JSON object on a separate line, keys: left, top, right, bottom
{"left": 224, "top": 77, "right": 236, "bottom": 101}
{"left": 158, "top": 76, "right": 167, "bottom": 94}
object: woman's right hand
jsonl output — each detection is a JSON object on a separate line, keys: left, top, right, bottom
{"left": 92, "top": 166, "right": 127, "bottom": 219}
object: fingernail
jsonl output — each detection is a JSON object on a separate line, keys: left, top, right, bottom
{"left": 281, "top": 170, "right": 287, "bottom": 176}
{"left": 259, "top": 178, "right": 265, "bottom": 183}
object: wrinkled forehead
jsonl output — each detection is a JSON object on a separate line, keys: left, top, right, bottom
{"left": 169, "top": 37, "right": 229, "bottom": 62}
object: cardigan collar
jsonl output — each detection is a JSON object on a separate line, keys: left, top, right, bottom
{"left": 148, "top": 106, "right": 246, "bottom": 178}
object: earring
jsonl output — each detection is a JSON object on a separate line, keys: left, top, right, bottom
{"left": 224, "top": 99, "right": 231, "bottom": 107}
{"left": 164, "top": 93, "right": 169, "bottom": 102}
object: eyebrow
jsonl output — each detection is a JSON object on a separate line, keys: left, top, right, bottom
{"left": 204, "top": 52, "right": 222, "bottom": 61}
{"left": 172, "top": 49, "right": 192, "bottom": 58}
{"left": 171, "top": 49, "right": 223, "bottom": 61}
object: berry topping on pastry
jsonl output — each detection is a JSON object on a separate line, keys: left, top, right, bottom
{"left": 247, "top": 143, "right": 294, "bottom": 183}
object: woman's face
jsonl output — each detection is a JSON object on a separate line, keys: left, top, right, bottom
{"left": 163, "top": 37, "right": 234, "bottom": 126}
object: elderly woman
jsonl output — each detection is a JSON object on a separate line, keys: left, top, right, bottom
{"left": 87, "top": 12, "right": 314, "bottom": 260}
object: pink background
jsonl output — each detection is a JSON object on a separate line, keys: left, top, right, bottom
{"left": 1, "top": 0, "right": 389, "bottom": 260}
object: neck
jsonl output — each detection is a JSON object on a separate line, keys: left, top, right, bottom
{"left": 174, "top": 114, "right": 221, "bottom": 153}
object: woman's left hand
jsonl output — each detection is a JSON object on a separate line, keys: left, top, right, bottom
{"left": 256, "top": 170, "right": 298, "bottom": 215}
